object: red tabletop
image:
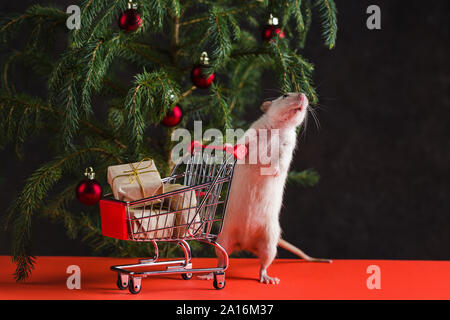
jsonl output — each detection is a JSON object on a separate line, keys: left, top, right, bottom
{"left": 0, "top": 256, "right": 449, "bottom": 300}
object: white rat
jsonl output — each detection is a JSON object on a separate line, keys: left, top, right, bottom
{"left": 201, "top": 92, "right": 330, "bottom": 284}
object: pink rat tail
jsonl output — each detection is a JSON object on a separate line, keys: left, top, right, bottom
{"left": 278, "top": 238, "right": 332, "bottom": 263}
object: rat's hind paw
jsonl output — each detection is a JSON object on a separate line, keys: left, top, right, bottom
{"left": 197, "top": 272, "right": 214, "bottom": 280}
{"left": 259, "top": 274, "right": 280, "bottom": 285}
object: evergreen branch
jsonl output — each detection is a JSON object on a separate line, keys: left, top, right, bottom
{"left": 49, "top": 35, "right": 121, "bottom": 149}
{"left": 207, "top": 7, "right": 232, "bottom": 68}
{"left": 62, "top": 72, "right": 80, "bottom": 150}
{"left": 0, "top": 92, "right": 54, "bottom": 156}
{"left": 297, "top": 61, "right": 318, "bottom": 104}
{"left": 81, "top": 36, "right": 120, "bottom": 116}
{"left": 0, "top": 14, "right": 28, "bottom": 39}
{"left": 118, "top": 41, "right": 171, "bottom": 67}
{"left": 293, "top": 0, "right": 305, "bottom": 32}
{"left": 0, "top": 91, "right": 127, "bottom": 152}
{"left": 179, "top": 2, "right": 261, "bottom": 26}
{"left": 288, "top": 169, "right": 320, "bottom": 186}
{"left": 299, "top": 0, "right": 313, "bottom": 47}
{"left": 2, "top": 49, "right": 54, "bottom": 90}
{"left": 210, "top": 83, "right": 231, "bottom": 129}
{"left": 267, "top": 40, "right": 290, "bottom": 92}
{"left": 229, "top": 49, "right": 274, "bottom": 67}
{"left": 124, "top": 70, "right": 180, "bottom": 154}
{"left": 82, "top": 119, "right": 128, "bottom": 150}
{"left": 86, "top": 0, "right": 125, "bottom": 44}
{"left": 229, "top": 61, "right": 262, "bottom": 113}
{"left": 2, "top": 51, "right": 21, "bottom": 93}
{"left": 72, "top": 0, "right": 108, "bottom": 47}
{"left": 107, "top": 106, "right": 125, "bottom": 134}
{"left": 313, "top": 0, "right": 337, "bottom": 49}
{"left": 43, "top": 182, "right": 81, "bottom": 239}
{"left": 140, "top": 0, "right": 170, "bottom": 30}
{"left": 8, "top": 146, "right": 123, "bottom": 281}
{"left": 48, "top": 48, "right": 84, "bottom": 150}
{"left": 179, "top": 86, "right": 197, "bottom": 101}
{"left": 0, "top": 5, "right": 66, "bottom": 44}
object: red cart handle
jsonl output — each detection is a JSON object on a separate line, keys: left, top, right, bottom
{"left": 188, "top": 140, "right": 247, "bottom": 160}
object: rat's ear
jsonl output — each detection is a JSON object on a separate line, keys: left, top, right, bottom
{"left": 260, "top": 101, "right": 272, "bottom": 113}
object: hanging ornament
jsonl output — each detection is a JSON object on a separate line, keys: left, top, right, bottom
{"left": 261, "top": 14, "right": 285, "bottom": 41}
{"left": 161, "top": 104, "right": 183, "bottom": 127}
{"left": 190, "top": 52, "right": 215, "bottom": 89}
{"left": 76, "top": 167, "right": 103, "bottom": 206}
{"left": 118, "top": 0, "right": 143, "bottom": 32}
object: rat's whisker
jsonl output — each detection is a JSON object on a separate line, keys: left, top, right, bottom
{"left": 308, "top": 106, "right": 321, "bottom": 132}
{"left": 311, "top": 103, "right": 329, "bottom": 113}
{"left": 264, "top": 88, "right": 284, "bottom": 95}
{"left": 298, "top": 113, "right": 308, "bottom": 141}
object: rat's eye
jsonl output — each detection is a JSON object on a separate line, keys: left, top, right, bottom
{"left": 282, "top": 94, "right": 289, "bottom": 99}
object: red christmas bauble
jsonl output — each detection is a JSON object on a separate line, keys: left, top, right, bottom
{"left": 262, "top": 25, "right": 285, "bottom": 41}
{"left": 118, "top": 9, "right": 142, "bottom": 31}
{"left": 161, "top": 105, "right": 183, "bottom": 127}
{"left": 76, "top": 168, "right": 102, "bottom": 206}
{"left": 190, "top": 65, "right": 215, "bottom": 89}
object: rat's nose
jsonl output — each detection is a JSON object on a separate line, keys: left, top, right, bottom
{"left": 298, "top": 93, "right": 308, "bottom": 105}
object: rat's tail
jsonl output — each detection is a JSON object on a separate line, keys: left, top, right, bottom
{"left": 278, "top": 238, "right": 332, "bottom": 263}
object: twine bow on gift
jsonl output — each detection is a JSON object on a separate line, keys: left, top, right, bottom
{"left": 112, "top": 158, "right": 159, "bottom": 198}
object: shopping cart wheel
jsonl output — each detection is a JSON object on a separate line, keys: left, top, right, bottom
{"left": 128, "top": 277, "right": 142, "bottom": 294}
{"left": 181, "top": 273, "right": 193, "bottom": 280}
{"left": 116, "top": 273, "right": 129, "bottom": 290}
{"left": 213, "top": 272, "right": 226, "bottom": 290}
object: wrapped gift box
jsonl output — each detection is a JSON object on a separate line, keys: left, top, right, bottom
{"left": 130, "top": 207, "right": 175, "bottom": 240}
{"left": 107, "top": 159, "right": 163, "bottom": 202}
{"left": 163, "top": 184, "right": 202, "bottom": 238}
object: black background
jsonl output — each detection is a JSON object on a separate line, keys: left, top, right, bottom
{"left": 0, "top": 0, "right": 449, "bottom": 260}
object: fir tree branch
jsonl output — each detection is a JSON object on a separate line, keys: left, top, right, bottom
{"left": 210, "top": 83, "right": 231, "bottom": 129}
{"left": 43, "top": 182, "right": 81, "bottom": 239}
{"left": 0, "top": 5, "right": 66, "bottom": 44}
{"left": 124, "top": 70, "right": 180, "bottom": 155}
{"left": 314, "top": 0, "right": 337, "bottom": 49}
{"left": 299, "top": 0, "right": 313, "bottom": 47}
{"left": 119, "top": 41, "right": 171, "bottom": 67}
{"left": 81, "top": 36, "right": 120, "bottom": 116}
{"left": 179, "top": 85, "right": 197, "bottom": 101}
{"left": 179, "top": 2, "right": 261, "bottom": 26}
{"left": 8, "top": 146, "right": 123, "bottom": 281}
{"left": 0, "top": 92, "right": 55, "bottom": 156}
{"left": 288, "top": 169, "right": 320, "bottom": 186}
{"left": 207, "top": 6, "right": 233, "bottom": 68}
{"left": 293, "top": 0, "right": 305, "bottom": 32}
{"left": 86, "top": 0, "right": 124, "bottom": 43}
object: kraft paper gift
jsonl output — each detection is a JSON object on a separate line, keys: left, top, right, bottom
{"left": 130, "top": 207, "right": 175, "bottom": 240}
{"left": 107, "top": 159, "right": 164, "bottom": 202}
{"left": 163, "top": 183, "right": 202, "bottom": 238}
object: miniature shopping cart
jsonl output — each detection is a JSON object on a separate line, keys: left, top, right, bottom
{"left": 99, "top": 141, "right": 246, "bottom": 294}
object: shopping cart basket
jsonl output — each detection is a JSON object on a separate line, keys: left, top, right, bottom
{"left": 99, "top": 141, "right": 247, "bottom": 293}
